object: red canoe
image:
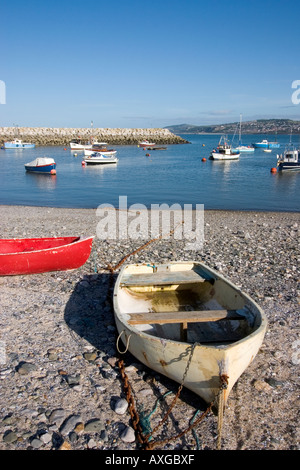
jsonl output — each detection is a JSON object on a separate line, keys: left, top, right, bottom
{"left": 0, "top": 236, "right": 94, "bottom": 275}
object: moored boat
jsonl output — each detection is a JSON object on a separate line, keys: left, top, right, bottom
{"left": 4, "top": 139, "right": 35, "bottom": 149}
{"left": 277, "top": 147, "right": 300, "bottom": 171}
{"left": 234, "top": 144, "right": 254, "bottom": 153}
{"left": 84, "top": 144, "right": 117, "bottom": 157}
{"left": 113, "top": 261, "right": 267, "bottom": 406}
{"left": 210, "top": 136, "right": 240, "bottom": 160}
{"left": 0, "top": 236, "right": 94, "bottom": 275}
{"left": 24, "top": 157, "right": 56, "bottom": 174}
{"left": 252, "top": 139, "right": 280, "bottom": 149}
{"left": 233, "top": 115, "right": 255, "bottom": 153}
{"left": 70, "top": 139, "right": 92, "bottom": 150}
{"left": 138, "top": 140, "right": 156, "bottom": 147}
{"left": 83, "top": 153, "right": 119, "bottom": 165}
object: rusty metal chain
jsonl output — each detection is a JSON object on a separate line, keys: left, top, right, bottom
{"left": 117, "top": 343, "right": 218, "bottom": 450}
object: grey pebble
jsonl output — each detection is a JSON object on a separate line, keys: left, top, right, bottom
{"left": 84, "top": 418, "right": 105, "bottom": 433}
{"left": 113, "top": 398, "right": 128, "bottom": 415}
{"left": 3, "top": 431, "right": 18, "bottom": 443}
{"left": 48, "top": 408, "right": 66, "bottom": 425}
{"left": 120, "top": 426, "right": 136, "bottom": 443}
{"left": 60, "top": 414, "right": 81, "bottom": 435}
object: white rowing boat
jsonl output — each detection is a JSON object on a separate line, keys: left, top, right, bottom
{"left": 113, "top": 261, "right": 267, "bottom": 406}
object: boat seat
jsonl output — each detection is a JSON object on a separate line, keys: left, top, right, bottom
{"left": 128, "top": 309, "right": 244, "bottom": 325}
{"left": 120, "top": 270, "right": 208, "bottom": 287}
{"left": 128, "top": 310, "right": 245, "bottom": 341}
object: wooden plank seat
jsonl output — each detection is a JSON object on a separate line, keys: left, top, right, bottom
{"left": 128, "top": 309, "right": 244, "bottom": 325}
{"left": 121, "top": 270, "right": 207, "bottom": 287}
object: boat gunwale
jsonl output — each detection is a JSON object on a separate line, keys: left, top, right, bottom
{"left": 0, "top": 236, "right": 94, "bottom": 257}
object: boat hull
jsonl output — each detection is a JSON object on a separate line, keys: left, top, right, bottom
{"left": 278, "top": 162, "right": 300, "bottom": 171}
{"left": 84, "top": 155, "right": 118, "bottom": 165}
{"left": 84, "top": 149, "right": 117, "bottom": 156}
{"left": 25, "top": 163, "right": 56, "bottom": 173}
{"left": 4, "top": 142, "right": 35, "bottom": 149}
{"left": 70, "top": 143, "right": 92, "bottom": 150}
{"left": 210, "top": 152, "right": 240, "bottom": 160}
{"left": 0, "top": 236, "right": 93, "bottom": 275}
{"left": 113, "top": 262, "right": 267, "bottom": 405}
{"left": 253, "top": 142, "right": 280, "bottom": 149}
{"left": 138, "top": 141, "right": 156, "bottom": 147}
{"left": 235, "top": 146, "right": 255, "bottom": 153}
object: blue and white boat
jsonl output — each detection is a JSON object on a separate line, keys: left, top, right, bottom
{"left": 25, "top": 158, "right": 56, "bottom": 174}
{"left": 4, "top": 139, "right": 35, "bottom": 149}
{"left": 252, "top": 139, "right": 280, "bottom": 149}
{"left": 276, "top": 147, "right": 300, "bottom": 171}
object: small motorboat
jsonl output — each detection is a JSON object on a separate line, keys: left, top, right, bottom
{"left": 138, "top": 140, "right": 156, "bottom": 148}
{"left": 70, "top": 139, "right": 92, "bottom": 150}
{"left": 0, "top": 236, "right": 94, "bottom": 276}
{"left": 113, "top": 261, "right": 267, "bottom": 407}
{"left": 84, "top": 144, "right": 117, "bottom": 157}
{"left": 83, "top": 153, "right": 119, "bottom": 165}
{"left": 24, "top": 158, "right": 56, "bottom": 174}
{"left": 4, "top": 139, "right": 35, "bottom": 149}
{"left": 252, "top": 139, "right": 280, "bottom": 149}
{"left": 210, "top": 135, "right": 240, "bottom": 161}
{"left": 263, "top": 149, "right": 272, "bottom": 153}
{"left": 277, "top": 147, "right": 300, "bottom": 171}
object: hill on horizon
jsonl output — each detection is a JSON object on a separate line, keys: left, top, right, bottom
{"left": 165, "top": 119, "right": 300, "bottom": 135}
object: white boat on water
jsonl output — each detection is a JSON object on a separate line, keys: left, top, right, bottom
{"left": 233, "top": 115, "right": 255, "bottom": 153}
{"left": 113, "top": 261, "right": 267, "bottom": 407}
{"left": 84, "top": 143, "right": 117, "bottom": 157}
{"left": 70, "top": 139, "right": 93, "bottom": 150}
{"left": 138, "top": 140, "right": 156, "bottom": 147}
{"left": 210, "top": 136, "right": 240, "bottom": 160}
{"left": 83, "top": 153, "right": 119, "bottom": 165}
{"left": 4, "top": 139, "right": 35, "bottom": 149}
{"left": 276, "top": 147, "right": 300, "bottom": 171}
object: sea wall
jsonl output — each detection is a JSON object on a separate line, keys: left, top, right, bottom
{"left": 0, "top": 127, "right": 189, "bottom": 146}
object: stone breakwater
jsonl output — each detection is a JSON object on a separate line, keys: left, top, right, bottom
{"left": 0, "top": 127, "right": 189, "bottom": 146}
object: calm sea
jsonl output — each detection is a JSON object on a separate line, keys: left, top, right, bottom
{"left": 0, "top": 134, "right": 299, "bottom": 212}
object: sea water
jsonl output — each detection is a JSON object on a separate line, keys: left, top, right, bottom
{"left": 0, "top": 134, "right": 299, "bottom": 212}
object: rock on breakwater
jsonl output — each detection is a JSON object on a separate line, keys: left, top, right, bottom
{"left": 0, "top": 127, "right": 189, "bottom": 147}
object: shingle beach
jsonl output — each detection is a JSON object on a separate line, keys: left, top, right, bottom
{"left": 0, "top": 205, "right": 299, "bottom": 451}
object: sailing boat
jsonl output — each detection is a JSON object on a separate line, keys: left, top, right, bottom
{"left": 234, "top": 115, "right": 254, "bottom": 153}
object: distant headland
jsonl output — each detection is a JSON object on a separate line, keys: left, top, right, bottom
{"left": 0, "top": 127, "right": 189, "bottom": 147}
{"left": 165, "top": 118, "right": 300, "bottom": 135}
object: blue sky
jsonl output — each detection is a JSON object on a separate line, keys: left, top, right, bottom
{"left": 1, "top": 0, "right": 300, "bottom": 128}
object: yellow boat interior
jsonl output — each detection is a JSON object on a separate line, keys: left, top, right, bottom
{"left": 117, "top": 263, "right": 262, "bottom": 346}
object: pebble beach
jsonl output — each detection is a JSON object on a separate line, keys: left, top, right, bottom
{"left": 0, "top": 205, "right": 299, "bottom": 451}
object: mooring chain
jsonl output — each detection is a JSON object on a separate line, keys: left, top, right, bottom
{"left": 118, "top": 358, "right": 149, "bottom": 446}
{"left": 117, "top": 342, "right": 216, "bottom": 450}
{"left": 144, "top": 343, "right": 198, "bottom": 441}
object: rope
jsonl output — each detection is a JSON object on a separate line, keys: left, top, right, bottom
{"left": 116, "top": 330, "right": 131, "bottom": 354}
{"left": 216, "top": 374, "right": 229, "bottom": 450}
